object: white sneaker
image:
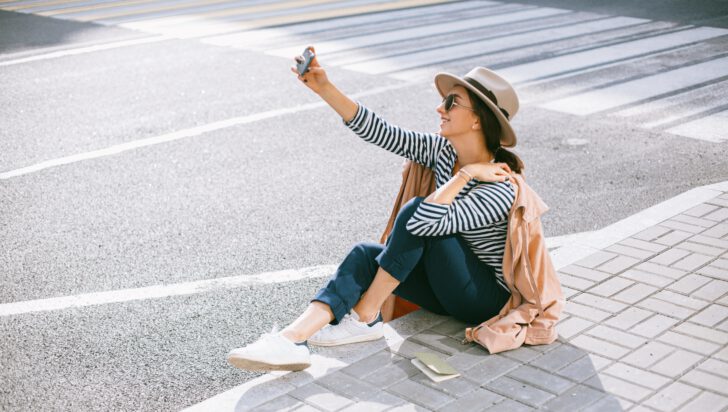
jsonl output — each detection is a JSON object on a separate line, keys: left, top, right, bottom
{"left": 227, "top": 328, "right": 311, "bottom": 372}
{"left": 308, "top": 309, "right": 384, "bottom": 347}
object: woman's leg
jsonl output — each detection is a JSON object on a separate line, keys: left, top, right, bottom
{"left": 422, "top": 235, "right": 512, "bottom": 325}
{"left": 281, "top": 196, "right": 435, "bottom": 342}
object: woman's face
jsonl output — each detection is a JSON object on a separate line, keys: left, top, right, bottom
{"left": 437, "top": 85, "right": 479, "bottom": 140}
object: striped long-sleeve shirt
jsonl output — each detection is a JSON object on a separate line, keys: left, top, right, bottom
{"left": 343, "top": 101, "right": 515, "bottom": 292}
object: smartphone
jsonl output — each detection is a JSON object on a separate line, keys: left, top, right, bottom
{"left": 296, "top": 47, "right": 315, "bottom": 76}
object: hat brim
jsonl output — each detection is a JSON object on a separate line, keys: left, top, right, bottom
{"left": 434, "top": 72, "right": 516, "bottom": 148}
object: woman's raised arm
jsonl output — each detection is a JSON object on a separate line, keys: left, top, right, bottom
{"left": 291, "top": 45, "right": 357, "bottom": 123}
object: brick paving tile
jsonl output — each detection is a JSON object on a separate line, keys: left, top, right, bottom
{"left": 338, "top": 390, "right": 409, "bottom": 411}
{"left": 410, "top": 331, "right": 471, "bottom": 356}
{"left": 654, "top": 229, "right": 693, "bottom": 246}
{"left": 649, "top": 247, "right": 692, "bottom": 266}
{"left": 500, "top": 346, "right": 544, "bottom": 364}
{"left": 584, "top": 325, "right": 648, "bottom": 349}
{"left": 653, "top": 290, "right": 710, "bottom": 310}
{"left": 702, "top": 223, "right": 728, "bottom": 239}
{"left": 633, "top": 225, "right": 672, "bottom": 241}
{"left": 570, "top": 335, "right": 631, "bottom": 359}
{"left": 671, "top": 214, "right": 718, "bottom": 229}
{"left": 696, "top": 358, "right": 728, "bottom": 379}
{"left": 361, "top": 358, "right": 421, "bottom": 389}
{"left": 572, "top": 293, "right": 628, "bottom": 313}
{"left": 677, "top": 241, "right": 725, "bottom": 256}
{"left": 506, "top": 364, "right": 575, "bottom": 394}
{"left": 387, "top": 379, "right": 456, "bottom": 410}
{"left": 604, "top": 307, "right": 654, "bottom": 330}
{"left": 604, "top": 244, "right": 655, "bottom": 260}
{"left": 635, "top": 261, "right": 688, "bottom": 279}
{"left": 629, "top": 314, "right": 678, "bottom": 338}
{"left": 255, "top": 395, "right": 310, "bottom": 412}
{"left": 643, "top": 381, "right": 702, "bottom": 411}
{"left": 704, "top": 207, "right": 728, "bottom": 222}
{"left": 650, "top": 349, "right": 704, "bottom": 377}
{"left": 636, "top": 298, "right": 695, "bottom": 319}
{"left": 693, "top": 278, "right": 728, "bottom": 300}
{"left": 673, "top": 321, "right": 728, "bottom": 344}
{"left": 588, "top": 277, "right": 634, "bottom": 297}
{"left": 667, "top": 273, "right": 713, "bottom": 294}
{"left": 684, "top": 203, "right": 720, "bottom": 218}
{"left": 436, "top": 388, "right": 504, "bottom": 411}
{"left": 690, "top": 234, "right": 728, "bottom": 249}
{"left": 584, "top": 373, "right": 653, "bottom": 403}
{"left": 677, "top": 391, "right": 728, "bottom": 412}
{"left": 680, "top": 369, "right": 728, "bottom": 393}
{"left": 485, "top": 375, "right": 555, "bottom": 407}
{"left": 574, "top": 251, "right": 619, "bottom": 269}
{"left": 661, "top": 219, "right": 707, "bottom": 234}
{"left": 657, "top": 331, "right": 720, "bottom": 355}
{"left": 460, "top": 354, "right": 520, "bottom": 383}
{"left": 542, "top": 384, "right": 606, "bottom": 411}
{"left": 580, "top": 395, "right": 631, "bottom": 412}
{"left": 557, "top": 272, "right": 595, "bottom": 290}
{"left": 672, "top": 252, "right": 715, "bottom": 271}
{"left": 597, "top": 255, "right": 641, "bottom": 274}
{"left": 289, "top": 382, "right": 354, "bottom": 411}
{"left": 621, "top": 341, "right": 675, "bottom": 368}
{"left": 620, "top": 238, "right": 669, "bottom": 253}
{"left": 410, "top": 371, "right": 480, "bottom": 399}
{"left": 554, "top": 353, "right": 612, "bottom": 382}
{"left": 620, "top": 269, "right": 673, "bottom": 288}
{"left": 602, "top": 362, "right": 671, "bottom": 389}
{"left": 560, "top": 265, "right": 612, "bottom": 282}
{"left": 555, "top": 316, "right": 594, "bottom": 339}
{"left": 562, "top": 301, "right": 612, "bottom": 322}
{"left": 316, "top": 371, "right": 381, "bottom": 401}
{"left": 528, "top": 344, "right": 586, "bottom": 371}
{"left": 485, "top": 399, "right": 535, "bottom": 411}
{"left": 697, "top": 264, "right": 728, "bottom": 281}
{"left": 688, "top": 303, "right": 728, "bottom": 326}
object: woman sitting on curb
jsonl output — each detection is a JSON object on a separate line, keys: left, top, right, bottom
{"left": 227, "top": 45, "right": 562, "bottom": 372}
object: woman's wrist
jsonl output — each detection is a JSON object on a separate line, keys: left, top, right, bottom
{"left": 458, "top": 168, "right": 474, "bottom": 182}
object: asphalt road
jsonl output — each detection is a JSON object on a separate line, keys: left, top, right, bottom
{"left": 1, "top": 0, "right": 727, "bottom": 410}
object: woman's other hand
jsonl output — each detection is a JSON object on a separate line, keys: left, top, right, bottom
{"left": 290, "top": 45, "right": 330, "bottom": 95}
{"left": 463, "top": 162, "right": 512, "bottom": 183}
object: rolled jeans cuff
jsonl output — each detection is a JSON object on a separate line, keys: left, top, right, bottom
{"left": 311, "top": 291, "right": 348, "bottom": 325}
{"left": 374, "top": 249, "right": 409, "bottom": 283}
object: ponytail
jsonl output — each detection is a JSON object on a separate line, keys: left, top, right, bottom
{"left": 466, "top": 89, "right": 525, "bottom": 174}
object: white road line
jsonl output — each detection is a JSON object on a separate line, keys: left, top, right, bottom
{"left": 0, "top": 232, "right": 589, "bottom": 317}
{"left": 665, "top": 110, "right": 728, "bottom": 142}
{"left": 541, "top": 56, "right": 728, "bottom": 115}
{"left": 501, "top": 26, "right": 728, "bottom": 84}
{"left": 0, "top": 80, "right": 420, "bottom": 180}
{"left": 265, "top": 6, "right": 564, "bottom": 59}
{"left": 201, "top": 0, "right": 498, "bottom": 51}
{"left": 0, "top": 265, "right": 337, "bottom": 317}
{"left": 343, "top": 16, "right": 647, "bottom": 75}
{"left": 0, "top": 35, "right": 173, "bottom": 67}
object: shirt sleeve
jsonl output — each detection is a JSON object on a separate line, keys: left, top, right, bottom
{"left": 343, "top": 100, "right": 447, "bottom": 169}
{"left": 405, "top": 181, "right": 516, "bottom": 236}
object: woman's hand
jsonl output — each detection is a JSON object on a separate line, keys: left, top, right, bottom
{"left": 462, "top": 162, "right": 512, "bottom": 182}
{"left": 290, "top": 45, "right": 330, "bottom": 95}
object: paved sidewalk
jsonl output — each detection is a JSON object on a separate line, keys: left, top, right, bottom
{"left": 187, "top": 182, "right": 728, "bottom": 412}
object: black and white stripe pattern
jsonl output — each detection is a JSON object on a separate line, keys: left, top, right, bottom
{"left": 344, "top": 101, "right": 515, "bottom": 292}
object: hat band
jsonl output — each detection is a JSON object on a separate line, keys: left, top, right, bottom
{"left": 463, "top": 76, "right": 510, "bottom": 120}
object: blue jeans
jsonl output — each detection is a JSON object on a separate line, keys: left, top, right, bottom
{"left": 311, "top": 196, "right": 511, "bottom": 325}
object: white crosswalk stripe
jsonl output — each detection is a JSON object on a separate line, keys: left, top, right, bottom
{"left": 3, "top": 0, "right": 726, "bottom": 143}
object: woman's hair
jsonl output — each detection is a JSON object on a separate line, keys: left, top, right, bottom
{"left": 465, "top": 88, "right": 524, "bottom": 174}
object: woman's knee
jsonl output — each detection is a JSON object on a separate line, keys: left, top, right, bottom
{"left": 394, "top": 196, "right": 426, "bottom": 224}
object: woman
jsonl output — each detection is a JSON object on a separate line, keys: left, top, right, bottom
{"left": 227, "top": 46, "right": 525, "bottom": 372}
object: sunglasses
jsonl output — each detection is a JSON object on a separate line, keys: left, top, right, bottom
{"left": 441, "top": 93, "right": 476, "bottom": 113}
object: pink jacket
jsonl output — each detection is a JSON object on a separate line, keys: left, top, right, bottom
{"left": 380, "top": 161, "right": 565, "bottom": 353}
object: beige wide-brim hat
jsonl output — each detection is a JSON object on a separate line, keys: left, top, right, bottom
{"left": 434, "top": 67, "right": 519, "bottom": 148}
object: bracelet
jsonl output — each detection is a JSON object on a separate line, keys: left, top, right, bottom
{"left": 458, "top": 169, "right": 473, "bottom": 182}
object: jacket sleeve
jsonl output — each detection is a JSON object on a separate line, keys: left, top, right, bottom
{"left": 343, "top": 100, "right": 447, "bottom": 169}
{"left": 405, "top": 181, "right": 515, "bottom": 236}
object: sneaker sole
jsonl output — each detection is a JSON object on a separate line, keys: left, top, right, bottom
{"left": 227, "top": 355, "right": 310, "bottom": 372}
{"left": 308, "top": 330, "right": 384, "bottom": 347}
